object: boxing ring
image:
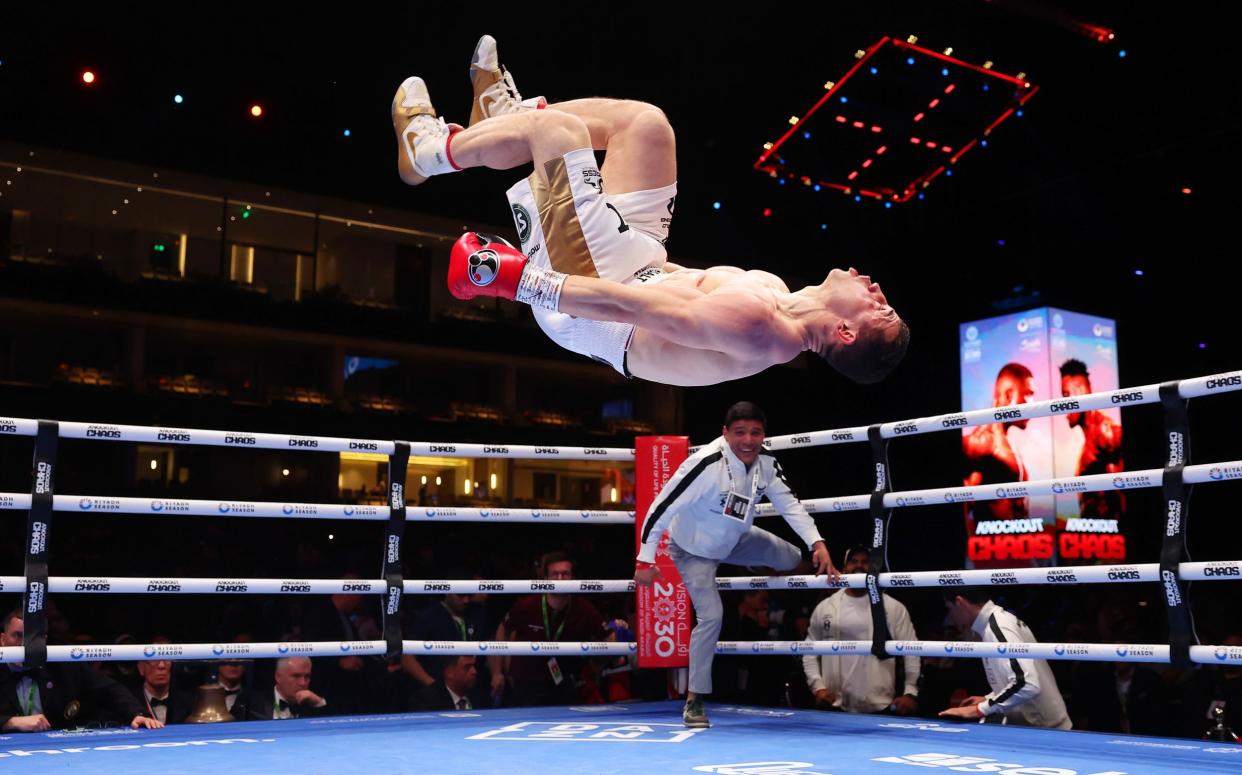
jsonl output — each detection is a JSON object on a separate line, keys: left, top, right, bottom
{"left": 5, "top": 702, "right": 1241, "bottom": 773}
{"left": 2, "top": 368, "right": 1241, "bottom": 773}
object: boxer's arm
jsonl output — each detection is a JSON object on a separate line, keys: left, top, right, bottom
{"left": 558, "top": 276, "right": 791, "bottom": 355}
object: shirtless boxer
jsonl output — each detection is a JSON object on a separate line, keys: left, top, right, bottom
{"left": 391, "top": 36, "right": 909, "bottom": 386}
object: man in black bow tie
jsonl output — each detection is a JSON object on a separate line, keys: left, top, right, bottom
{"left": 134, "top": 637, "right": 195, "bottom": 724}
{"left": 215, "top": 654, "right": 250, "bottom": 720}
{"left": 247, "top": 656, "right": 329, "bottom": 720}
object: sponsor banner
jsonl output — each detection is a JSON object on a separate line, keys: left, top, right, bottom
{"left": 410, "top": 507, "right": 634, "bottom": 524}
{"left": 752, "top": 462, "right": 1239, "bottom": 520}
{"left": 57, "top": 423, "right": 396, "bottom": 454}
{"left": 635, "top": 436, "right": 692, "bottom": 669}
{"left": 1180, "top": 370, "right": 1242, "bottom": 400}
{"left": 791, "top": 496, "right": 869, "bottom": 515}
{"left": 25, "top": 421, "right": 58, "bottom": 667}
{"left": 0, "top": 737, "right": 278, "bottom": 758}
{"left": 52, "top": 495, "right": 389, "bottom": 521}
{"left": 468, "top": 721, "right": 702, "bottom": 743}
{"left": 875, "top": 722, "right": 969, "bottom": 734}
{"left": 404, "top": 641, "right": 632, "bottom": 657}
{"left": 712, "top": 708, "right": 798, "bottom": 718}
{"left": 405, "top": 579, "right": 633, "bottom": 595}
{"left": 409, "top": 442, "right": 632, "bottom": 461}
{"left": 788, "top": 641, "right": 872, "bottom": 656}
{"left": 25, "top": 561, "right": 1237, "bottom": 598}
{"left": 1181, "top": 561, "right": 1242, "bottom": 581}
{"left": 0, "top": 416, "right": 39, "bottom": 436}
{"left": 960, "top": 309, "right": 1129, "bottom": 568}
{"left": 881, "top": 640, "right": 1170, "bottom": 663}
{"left": 42, "top": 420, "right": 647, "bottom": 459}
{"left": 720, "top": 574, "right": 852, "bottom": 592}
{"left": 879, "top": 564, "right": 1158, "bottom": 588}
{"left": 1185, "top": 462, "right": 1242, "bottom": 485}
{"left": 0, "top": 494, "right": 33, "bottom": 510}
{"left": 47, "top": 640, "right": 387, "bottom": 662}
{"left": 765, "top": 426, "right": 869, "bottom": 450}
{"left": 0, "top": 646, "right": 26, "bottom": 664}
{"left": 870, "top": 385, "right": 1163, "bottom": 442}
{"left": 48, "top": 578, "right": 390, "bottom": 594}
{"left": 879, "top": 468, "right": 1167, "bottom": 510}
{"left": 6, "top": 460, "right": 1237, "bottom": 527}
{"left": 873, "top": 750, "right": 1153, "bottom": 771}
{"left": 1191, "top": 645, "right": 1242, "bottom": 666}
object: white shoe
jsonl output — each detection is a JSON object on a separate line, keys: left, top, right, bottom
{"left": 392, "top": 76, "right": 451, "bottom": 185}
{"left": 470, "top": 34, "right": 546, "bottom": 126}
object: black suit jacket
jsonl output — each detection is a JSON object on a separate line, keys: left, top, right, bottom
{"left": 1072, "top": 664, "right": 1172, "bottom": 736}
{"left": 244, "top": 688, "right": 331, "bottom": 720}
{"left": 299, "top": 600, "right": 389, "bottom": 715}
{"left": 407, "top": 681, "right": 487, "bottom": 712}
{"left": 222, "top": 686, "right": 251, "bottom": 722}
{"left": 408, "top": 682, "right": 456, "bottom": 712}
{"left": 0, "top": 663, "right": 145, "bottom": 729}
{"left": 131, "top": 686, "right": 197, "bottom": 725}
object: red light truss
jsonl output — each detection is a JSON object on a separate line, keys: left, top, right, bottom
{"left": 754, "top": 36, "right": 1039, "bottom": 203}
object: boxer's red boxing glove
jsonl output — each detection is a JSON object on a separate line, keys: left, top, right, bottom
{"left": 448, "top": 232, "right": 527, "bottom": 301}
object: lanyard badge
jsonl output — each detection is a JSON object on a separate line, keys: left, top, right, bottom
{"left": 722, "top": 490, "right": 751, "bottom": 519}
{"left": 722, "top": 456, "right": 761, "bottom": 520}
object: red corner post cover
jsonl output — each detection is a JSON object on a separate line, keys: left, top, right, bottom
{"left": 634, "top": 436, "right": 691, "bottom": 668}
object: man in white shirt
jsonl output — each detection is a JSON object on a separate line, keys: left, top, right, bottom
{"left": 939, "top": 588, "right": 1071, "bottom": 729}
{"left": 803, "top": 545, "right": 920, "bottom": 714}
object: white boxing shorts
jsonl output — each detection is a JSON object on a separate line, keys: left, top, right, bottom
{"left": 505, "top": 148, "right": 677, "bottom": 375}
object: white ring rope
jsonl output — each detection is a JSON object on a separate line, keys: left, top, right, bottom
{"left": 1, "top": 640, "right": 1238, "bottom": 666}
{"left": 703, "top": 370, "right": 1240, "bottom": 450}
{"left": 0, "top": 577, "right": 639, "bottom": 595}
{"left": 0, "top": 494, "right": 634, "bottom": 523}
{"left": 0, "top": 419, "right": 633, "bottom": 460}
{"left": 3, "top": 458, "right": 1235, "bottom": 524}
{"left": 715, "top": 641, "right": 1242, "bottom": 666}
{"left": 0, "top": 640, "right": 632, "bottom": 665}
{"left": 710, "top": 560, "right": 1242, "bottom": 589}
{"left": 5, "top": 560, "right": 1236, "bottom": 597}
{"left": 755, "top": 460, "right": 1242, "bottom": 516}
{"left": 3, "top": 370, "right": 1236, "bottom": 456}
{"left": 5, "top": 370, "right": 1239, "bottom": 675}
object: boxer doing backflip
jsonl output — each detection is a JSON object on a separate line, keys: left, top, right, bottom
{"left": 392, "top": 35, "right": 909, "bottom": 386}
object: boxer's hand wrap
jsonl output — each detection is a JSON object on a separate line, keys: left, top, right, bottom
{"left": 514, "top": 263, "right": 566, "bottom": 312}
{"left": 448, "top": 231, "right": 566, "bottom": 311}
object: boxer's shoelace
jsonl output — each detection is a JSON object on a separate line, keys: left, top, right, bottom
{"left": 479, "top": 69, "right": 527, "bottom": 116}
{"left": 403, "top": 115, "right": 449, "bottom": 172}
